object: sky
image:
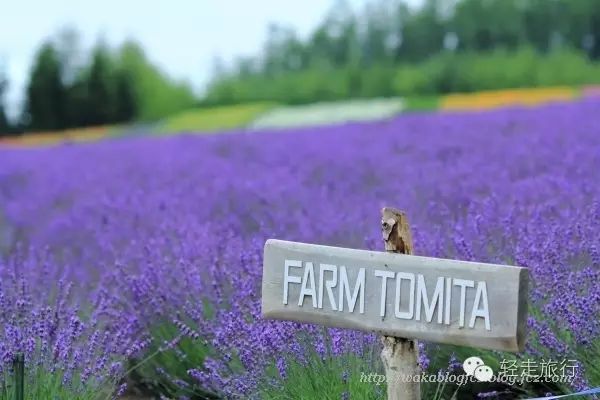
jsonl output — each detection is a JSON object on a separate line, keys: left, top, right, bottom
{"left": 0, "top": 0, "right": 421, "bottom": 120}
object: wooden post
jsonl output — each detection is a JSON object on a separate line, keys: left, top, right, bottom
{"left": 380, "top": 207, "right": 420, "bottom": 400}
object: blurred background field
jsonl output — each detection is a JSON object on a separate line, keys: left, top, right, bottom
{"left": 0, "top": 85, "right": 597, "bottom": 147}
{"left": 157, "top": 102, "right": 276, "bottom": 134}
{"left": 249, "top": 98, "right": 404, "bottom": 129}
{"left": 3, "top": 0, "right": 600, "bottom": 145}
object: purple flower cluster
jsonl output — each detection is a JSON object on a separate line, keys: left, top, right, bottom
{"left": 0, "top": 248, "right": 142, "bottom": 392}
{"left": 0, "top": 98, "right": 599, "bottom": 396}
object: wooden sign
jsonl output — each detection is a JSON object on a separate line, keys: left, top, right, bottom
{"left": 262, "top": 238, "right": 528, "bottom": 352}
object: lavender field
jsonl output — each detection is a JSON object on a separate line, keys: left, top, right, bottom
{"left": 0, "top": 99, "right": 599, "bottom": 399}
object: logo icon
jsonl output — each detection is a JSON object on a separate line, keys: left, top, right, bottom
{"left": 463, "top": 356, "right": 494, "bottom": 382}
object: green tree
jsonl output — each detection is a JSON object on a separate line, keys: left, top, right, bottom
{"left": 112, "top": 66, "right": 137, "bottom": 123}
{"left": 308, "top": 1, "right": 358, "bottom": 68}
{"left": 451, "top": 0, "right": 525, "bottom": 52}
{"left": 85, "top": 42, "right": 115, "bottom": 125}
{"left": 117, "top": 40, "right": 195, "bottom": 121}
{"left": 0, "top": 70, "right": 10, "bottom": 135}
{"left": 398, "top": 0, "right": 446, "bottom": 61}
{"left": 55, "top": 27, "right": 90, "bottom": 128}
{"left": 264, "top": 24, "right": 306, "bottom": 74}
{"left": 23, "top": 42, "right": 66, "bottom": 131}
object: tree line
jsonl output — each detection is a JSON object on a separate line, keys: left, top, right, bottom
{"left": 204, "top": 0, "right": 600, "bottom": 105}
{"left": 0, "top": 29, "right": 195, "bottom": 135}
{"left": 2, "top": 0, "right": 600, "bottom": 135}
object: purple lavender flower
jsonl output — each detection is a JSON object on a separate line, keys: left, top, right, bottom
{"left": 0, "top": 98, "right": 598, "bottom": 397}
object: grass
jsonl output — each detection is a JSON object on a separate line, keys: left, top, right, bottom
{"left": 129, "top": 319, "right": 219, "bottom": 399}
{"left": 259, "top": 343, "right": 576, "bottom": 400}
{"left": 124, "top": 292, "right": 598, "bottom": 399}
{"left": 0, "top": 364, "right": 120, "bottom": 400}
{"left": 253, "top": 304, "right": 599, "bottom": 399}
{"left": 403, "top": 96, "right": 440, "bottom": 112}
{"left": 257, "top": 333, "right": 463, "bottom": 400}
{"left": 260, "top": 354, "right": 385, "bottom": 400}
{"left": 258, "top": 333, "right": 384, "bottom": 400}
{"left": 157, "top": 102, "right": 276, "bottom": 134}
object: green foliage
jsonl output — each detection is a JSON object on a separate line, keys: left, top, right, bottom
{"left": 403, "top": 96, "right": 440, "bottom": 112}
{"left": 130, "top": 320, "right": 218, "bottom": 400}
{"left": 534, "top": 49, "right": 600, "bottom": 87}
{"left": 85, "top": 43, "right": 116, "bottom": 125}
{"left": 0, "top": 365, "right": 118, "bottom": 400}
{"left": 204, "top": 0, "right": 600, "bottom": 105}
{"left": 24, "top": 42, "right": 67, "bottom": 131}
{"left": 577, "top": 340, "right": 600, "bottom": 390}
{"left": 118, "top": 42, "right": 196, "bottom": 122}
{"left": 255, "top": 303, "right": 599, "bottom": 400}
{"left": 525, "top": 307, "right": 600, "bottom": 391}
{"left": 20, "top": 33, "right": 196, "bottom": 132}
{"left": 206, "top": 48, "right": 600, "bottom": 105}
{"left": 113, "top": 66, "right": 138, "bottom": 124}
{"left": 257, "top": 336, "right": 459, "bottom": 400}
{"left": 159, "top": 102, "right": 275, "bottom": 134}
{"left": 0, "top": 109, "right": 8, "bottom": 135}
{"left": 256, "top": 328, "right": 439, "bottom": 399}
{"left": 0, "top": 69, "right": 11, "bottom": 135}
{"left": 126, "top": 304, "right": 598, "bottom": 400}
{"left": 206, "top": 68, "right": 344, "bottom": 105}
{"left": 0, "top": 103, "right": 9, "bottom": 136}
{"left": 259, "top": 340, "right": 384, "bottom": 400}
{"left": 11, "top": 0, "right": 600, "bottom": 135}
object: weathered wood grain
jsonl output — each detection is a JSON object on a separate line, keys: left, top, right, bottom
{"left": 380, "top": 207, "right": 420, "bottom": 400}
{"left": 262, "top": 238, "right": 528, "bottom": 352}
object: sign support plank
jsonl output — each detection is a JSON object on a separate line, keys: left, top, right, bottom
{"left": 380, "top": 207, "right": 420, "bottom": 400}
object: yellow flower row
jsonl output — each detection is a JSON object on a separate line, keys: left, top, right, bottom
{"left": 441, "top": 87, "right": 577, "bottom": 111}
{"left": 0, "top": 126, "right": 112, "bottom": 148}
{"left": 1, "top": 86, "right": 596, "bottom": 148}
